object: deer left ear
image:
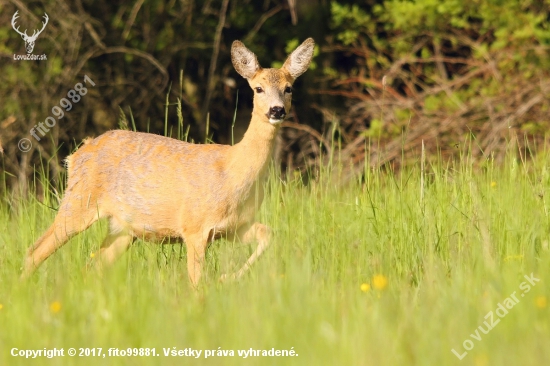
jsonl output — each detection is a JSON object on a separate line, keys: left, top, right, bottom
{"left": 282, "top": 38, "right": 315, "bottom": 81}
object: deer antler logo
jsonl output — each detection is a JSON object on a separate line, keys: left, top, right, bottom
{"left": 11, "top": 11, "right": 49, "bottom": 54}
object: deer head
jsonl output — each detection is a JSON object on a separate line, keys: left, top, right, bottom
{"left": 12, "top": 11, "right": 49, "bottom": 54}
{"left": 231, "top": 38, "right": 315, "bottom": 125}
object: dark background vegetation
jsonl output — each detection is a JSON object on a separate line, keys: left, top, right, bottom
{"left": 1, "top": 0, "right": 549, "bottom": 195}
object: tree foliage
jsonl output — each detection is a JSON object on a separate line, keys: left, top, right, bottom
{"left": 1, "top": 0, "right": 549, "bottom": 194}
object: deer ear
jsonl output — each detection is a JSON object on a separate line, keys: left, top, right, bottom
{"left": 282, "top": 38, "right": 315, "bottom": 80}
{"left": 231, "top": 41, "right": 261, "bottom": 80}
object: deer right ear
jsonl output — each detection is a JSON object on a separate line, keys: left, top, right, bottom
{"left": 231, "top": 41, "right": 261, "bottom": 80}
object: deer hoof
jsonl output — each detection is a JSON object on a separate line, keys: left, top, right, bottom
{"left": 219, "top": 273, "right": 236, "bottom": 283}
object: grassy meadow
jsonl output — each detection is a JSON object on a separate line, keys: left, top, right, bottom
{"left": 1, "top": 144, "right": 550, "bottom": 365}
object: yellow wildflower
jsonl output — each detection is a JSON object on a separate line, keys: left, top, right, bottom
{"left": 360, "top": 283, "right": 370, "bottom": 292}
{"left": 372, "top": 275, "right": 388, "bottom": 290}
{"left": 535, "top": 296, "right": 547, "bottom": 309}
{"left": 90, "top": 252, "right": 96, "bottom": 258}
{"left": 503, "top": 255, "right": 523, "bottom": 262}
{"left": 50, "top": 301, "right": 62, "bottom": 313}
{"left": 490, "top": 181, "right": 497, "bottom": 188}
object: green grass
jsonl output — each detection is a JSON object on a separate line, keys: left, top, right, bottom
{"left": 1, "top": 150, "right": 549, "bottom": 366}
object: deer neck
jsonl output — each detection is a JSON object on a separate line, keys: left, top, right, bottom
{"left": 229, "top": 109, "right": 279, "bottom": 182}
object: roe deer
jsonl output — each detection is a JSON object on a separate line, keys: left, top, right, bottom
{"left": 22, "top": 38, "right": 315, "bottom": 286}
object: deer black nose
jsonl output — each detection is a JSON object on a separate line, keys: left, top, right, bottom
{"left": 268, "top": 106, "right": 286, "bottom": 120}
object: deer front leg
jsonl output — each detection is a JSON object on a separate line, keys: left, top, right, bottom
{"left": 185, "top": 233, "right": 208, "bottom": 288}
{"left": 95, "top": 231, "right": 135, "bottom": 269}
{"left": 220, "top": 222, "right": 272, "bottom": 282}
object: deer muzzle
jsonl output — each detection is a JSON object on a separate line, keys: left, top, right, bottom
{"left": 267, "top": 106, "right": 286, "bottom": 124}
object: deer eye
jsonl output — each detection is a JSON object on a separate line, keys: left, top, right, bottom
{"left": 255, "top": 87, "right": 264, "bottom": 93}
{"left": 284, "top": 86, "right": 293, "bottom": 94}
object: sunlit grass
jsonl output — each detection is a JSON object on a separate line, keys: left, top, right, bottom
{"left": 1, "top": 149, "right": 549, "bottom": 365}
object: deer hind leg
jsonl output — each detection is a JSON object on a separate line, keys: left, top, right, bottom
{"left": 220, "top": 222, "right": 272, "bottom": 282}
{"left": 21, "top": 196, "right": 100, "bottom": 279}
